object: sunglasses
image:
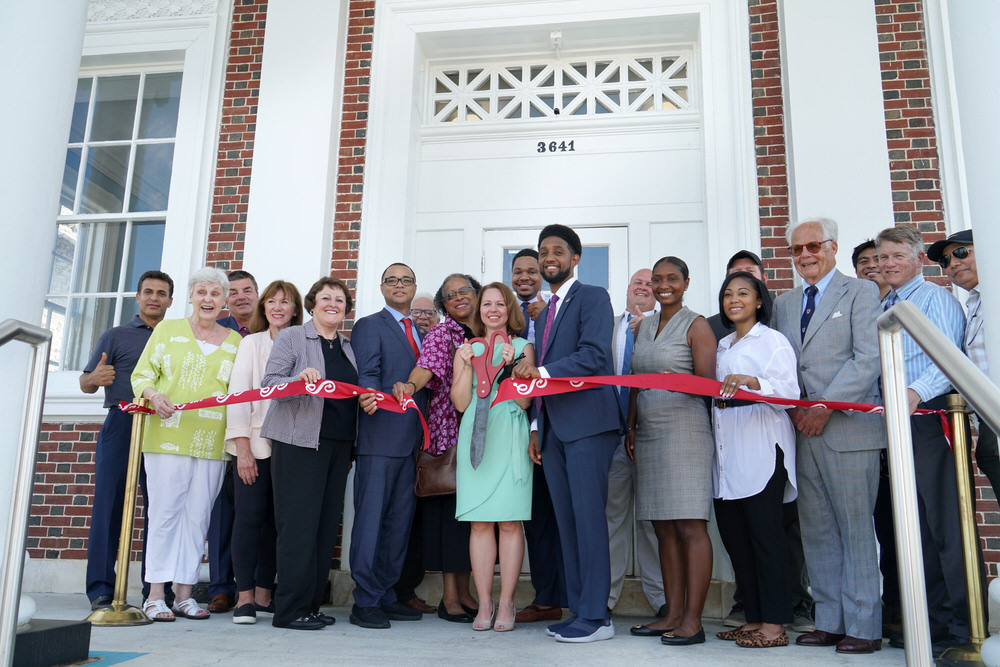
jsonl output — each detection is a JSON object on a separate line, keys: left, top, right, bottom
{"left": 788, "top": 239, "right": 833, "bottom": 256}
{"left": 444, "top": 286, "right": 475, "bottom": 301}
{"left": 938, "top": 246, "right": 970, "bottom": 269}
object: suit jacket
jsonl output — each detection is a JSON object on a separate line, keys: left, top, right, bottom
{"left": 772, "top": 269, "right": 885, "bottom": 452}
{"left": 260, "top": 321, "right": 357, "bottom": 449}
{"left": 351, "top": 307, "right": 427, "bottom": 457}
{"left": 536, "top": 281, "right": 621, "bottom": 443}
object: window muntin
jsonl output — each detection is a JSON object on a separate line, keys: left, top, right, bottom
{"left": 429, "top": 53, "right": 693, "bottom": 124}
{"left": 45, "top": 71, "right": 181, "bottom": 371}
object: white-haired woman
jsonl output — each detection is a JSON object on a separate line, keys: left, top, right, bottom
{"left": 132, "top": 267, "right": 243, "bottom": 622}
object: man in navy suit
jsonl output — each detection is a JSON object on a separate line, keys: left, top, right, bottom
{"left": 514, "top": 225, "right": 621, "bottom": 643}
{"left": 349, "top": 263, "right": 427, "bottom": 629}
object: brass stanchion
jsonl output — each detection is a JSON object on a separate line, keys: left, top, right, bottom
{"left": 86, "top": 399, "right": 153, "bottom": 626}
{"left": 939, "top": 394, "right": 985, "bottom": 665}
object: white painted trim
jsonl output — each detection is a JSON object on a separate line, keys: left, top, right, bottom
{"left": 922, "top": 0, "right": 970, "bottom": 234}
{"left": 358, "top": 0, "right": 759, "bottom": 318}
{"left": 43, "top": 2, "right": 233, "bottom": 419}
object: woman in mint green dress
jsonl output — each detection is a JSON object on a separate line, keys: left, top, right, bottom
{"left": 452, "top": 282, "right": 533, "bottom": 632}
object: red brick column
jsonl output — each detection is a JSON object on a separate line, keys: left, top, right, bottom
{"left": 748, "top": 0, "right": 794, "bottom": 292}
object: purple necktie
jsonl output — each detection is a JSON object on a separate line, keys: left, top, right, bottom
{"left": 539, "top": 294, "right": 559, "bottom": 364}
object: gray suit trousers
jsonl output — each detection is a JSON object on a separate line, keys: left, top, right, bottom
{"left": 797, "top": 436, "right": 881, "bottom": 639}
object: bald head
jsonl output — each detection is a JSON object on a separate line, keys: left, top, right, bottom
{"left": 625, "top": 269, "right": 655, "bottom": 313}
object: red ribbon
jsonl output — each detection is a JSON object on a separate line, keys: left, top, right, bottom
{"left": 119, "top": 380, "right": 430, "bottom": 448}
{"left": 492, "top": 373, "right": 951, "bottom": 443}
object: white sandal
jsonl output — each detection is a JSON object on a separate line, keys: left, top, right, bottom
{"left": 143, "top": 598, "right": 175, "bottom": 622}
{"left": 172, "top": 597, "right": 209, "bottom": 620}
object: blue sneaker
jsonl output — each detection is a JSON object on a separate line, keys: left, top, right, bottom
{"left": 556, "top": 618, "right": 615, "bottom": 643}
{"left": 546, "top": 614, "right": 577, "bottom": 637}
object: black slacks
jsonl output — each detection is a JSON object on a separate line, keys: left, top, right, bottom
{"left": 271, "top": 438, "right": 351, "bottom": 626}
{"left": 231, "top": 455, "right": 276, "bottom": 593}
{"left": 714, "top": 449, "right": 792, "bottom": 625}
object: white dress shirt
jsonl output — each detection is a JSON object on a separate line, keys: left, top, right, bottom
{"left": 713, "top": 322, "right": 799, "bottom": 502}
{"left": 614, "top": 308, "right": 656, "bottom": 374}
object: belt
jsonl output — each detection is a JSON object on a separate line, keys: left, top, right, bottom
{"left": 712, "top": 397, "right": 757, "bottom": 409}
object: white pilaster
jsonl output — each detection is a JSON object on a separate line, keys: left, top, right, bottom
{"left": 778, "top": 0, "right": 895, "bottom": 263}
{"left": 0, "top": 0, "right": 88, "bottom": 599}
{"left": 241, "top": 0, "right": 350, "bottom": 295}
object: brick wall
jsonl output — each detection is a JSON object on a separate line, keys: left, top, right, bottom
{"left": 206, "top": 0, "right": 269, "bottom": 272}
{"left": 748, "top": 0, "right": 794, "bottom": 292}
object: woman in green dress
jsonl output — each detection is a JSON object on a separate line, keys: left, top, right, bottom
{"left": 452, "top": 282, "right": 534, "bottom": 632}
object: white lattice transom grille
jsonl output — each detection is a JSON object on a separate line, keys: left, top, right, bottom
{"left": 429, "top": 54, "right": 693, "bottom": 123}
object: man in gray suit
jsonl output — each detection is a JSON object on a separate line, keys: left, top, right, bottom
{"left": 772, "top": 217, "right": 884, "bottom": 654}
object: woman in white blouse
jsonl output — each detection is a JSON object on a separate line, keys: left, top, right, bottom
{"left": 711, "top": 272, "right": 799, "bottom": 649}
{"left": 224, "top": 280, "right": 303, "bottom": 624}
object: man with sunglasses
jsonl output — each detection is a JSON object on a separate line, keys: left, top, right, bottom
{"left": 876, "top": 224, "right": 970, "bottom": 656}
{"left": 772, "top": 218, "right": 885, "bottom": 654}
{"left": 926, "top": 230, "right": 1000, "bottom": 501}
{"left": 349, "top": 263, "right": 428, "bottom": 629}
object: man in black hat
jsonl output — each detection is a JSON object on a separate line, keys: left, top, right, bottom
{"left": 927, "top": 229, "right": 1000, "bottom": 499}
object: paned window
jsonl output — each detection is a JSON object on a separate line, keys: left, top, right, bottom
{"left": 44, "top": 71, "right": 181, "bottom": 370}
{"left": 429, "top": 53, "right": 692, "bottom": 123}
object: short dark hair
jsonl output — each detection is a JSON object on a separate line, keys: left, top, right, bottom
{"left": 726, "top": 250, "right": 764, "bottom": 274}
{"left": 434, "top": 273, "right": 482, "bottom": 315}
{"left": 304, "top": 276, "right": 353, "bottom": 315}
{"left": 227, "top": 269, "right": 257, "bottom": 292}
{"left": 851, "top": 239, "right": 877, "bottom": 269}
{"left": 381, "top": 262, "right": 415, "bottom": 282}
{"left": 718, "top": 271, "right": 772, "bottom": 329}
{"left": 250, "top": 280, "right": 304, "bottom": 334}
{"left": 511, "top": 248, "right": 539, "bottom": 268}
{"left": 137, "top": 270, "right": 174, "bottom": 297}
{"left": 472, "top": 282, "right": 525, "bottom": 338}
{"left": 653, "top": 255, "right": 690, "bottom": 281}
{"left": 538, "top": 224, "right": 582, "bottom": 256}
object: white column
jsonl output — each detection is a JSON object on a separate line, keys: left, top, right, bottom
{"left": 778, "top": 0, "right": 895, "bottom": 263}
{"left": 241, "top": 0, "right": 349, "bottom": 296}
{"left": 0, "top": 0, "right": 88, "bottom": 586}
{"left": 944, "top": 0, "right": 1000, "bottom": 383}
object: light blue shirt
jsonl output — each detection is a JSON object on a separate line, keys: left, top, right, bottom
{"left": 800, "top": 268, "right": 837, "bottom": 314}
{"left": 384, "top": 305, "right": 422, "bottom": 352}
{"left": 889, "top": 273, "right": 965, "bottom": 402}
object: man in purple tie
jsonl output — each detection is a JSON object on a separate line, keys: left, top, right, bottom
{"left": 514, "top": 224, "right": 621, "bottom": 643}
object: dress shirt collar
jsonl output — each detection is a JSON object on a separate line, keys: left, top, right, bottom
{"left": 127, "top": 315, "right": 154, "bottom": 330}
{"left": 384, "top": 304, "right": 410, "bottom": 323}
{"left": 806, "top": 268, "right": 836, "bottom": 300}
{"left": 893, "top": 272, "right": 926, "bottom": 301}
{"left": 719, "top": 320, "right": 766, "bottom": 351}
{"left": 550, "top": 276, "right": 578, "bottom": 302}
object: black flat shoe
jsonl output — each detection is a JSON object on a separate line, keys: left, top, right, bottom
{"left": 462, "top": 603, "right": 479, "bottom": 617}
{"left": 437, "top": 601, "right": 474, "bottom": 623}
{"left": 255, "top": 601, "right": 275, "bottom": 614}
{"left": 661, "top": 628, "right": 706, "bottom": 646}
{"left": 631, "top": 624, "right": 672, "bottom": 637}
{"left": 311, "top": 612, "right": 336, "bottom": 626}
{"left": 284, "top": 616, "right": 325, "bottom": 631}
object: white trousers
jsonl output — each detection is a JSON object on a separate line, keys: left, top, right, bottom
{"left": 143, "top": 453, "right": 225, "bottom": 585}
{"left": 606, "top": 439, "right": 665, "bottom": 610}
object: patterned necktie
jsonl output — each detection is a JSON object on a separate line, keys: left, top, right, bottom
{"left": 965, "top": 291, "right": 981, "bottom": 351}
{"left": 619, "top": 314, "right": 634, "bottom": 414}
{"left": 800, "top": 285, "right": 818, "bottom": 342}
{"left": 402, "top": 317, "right": 420, "bottom": 359}
{"left": 539, "top": 294, "right": 559, "bottom": 364}
{"left": 521, "top": 301, "right": 531, "bottom": 338}
{"left": 883, "top": 291, "right": 898, "bottom": 312}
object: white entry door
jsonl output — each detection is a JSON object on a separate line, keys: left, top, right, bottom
{"left": 482, "top": 227, "right": 629, "bottom": 313}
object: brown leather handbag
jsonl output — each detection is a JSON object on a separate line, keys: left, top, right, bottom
{"left": 414, "top": 445, "right": 456, "bottom": 497}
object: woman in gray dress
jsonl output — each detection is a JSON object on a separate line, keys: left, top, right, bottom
{"left": 625, "top": 256, "right": 716, "bottom": 646}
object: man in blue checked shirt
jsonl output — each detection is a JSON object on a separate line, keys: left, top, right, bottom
{"left": 876, "top": 224, "right": 972, "bottom": 656}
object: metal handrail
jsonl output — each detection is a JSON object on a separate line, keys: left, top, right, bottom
{"left": 878, "top": 300, "right": 996, "bottom": 665}
{"left": 0, "top": 320, "right": 52, "bottom": 666}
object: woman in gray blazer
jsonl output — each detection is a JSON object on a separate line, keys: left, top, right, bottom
{"left": 261, "top": 276, "right": 373, "bottom": 631}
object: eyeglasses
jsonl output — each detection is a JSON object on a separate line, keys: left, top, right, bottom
{"left": 444, "top": 286, "right": 475, "bottom": 301}
{"left": 938, "top": 246, "right": 970, "bottom": 269}
{"left": 788, "top": 239, "right": 833, "bottom": 256}
{"left": 411, "top": 309, "right": 436, "bottom": 318}
{"left": 382, "top": 276, "right": 415, "bottom": 287}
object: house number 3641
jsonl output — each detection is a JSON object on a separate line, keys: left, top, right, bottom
{"left": 536, "top": 140, "right": 575, "bottom": 153}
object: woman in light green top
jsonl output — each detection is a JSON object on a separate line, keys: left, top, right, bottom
{"left": 131, "top": 267, "right": 242, "bottom": 622}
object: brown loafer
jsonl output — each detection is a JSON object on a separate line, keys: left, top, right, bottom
{"left": 514, "top": 604, "right": 562, "bottom": 623}
{"left": 401, "top": 597, "right": 435, "bottom": 614}
{"left": 836, "top": 636, "right": 882, "bottom": 654}
{"left": 207, "top": 593, "right": 235, "bottom": 613}
{"left": 795, "top": 629, "right": 846, "bottom": 646}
